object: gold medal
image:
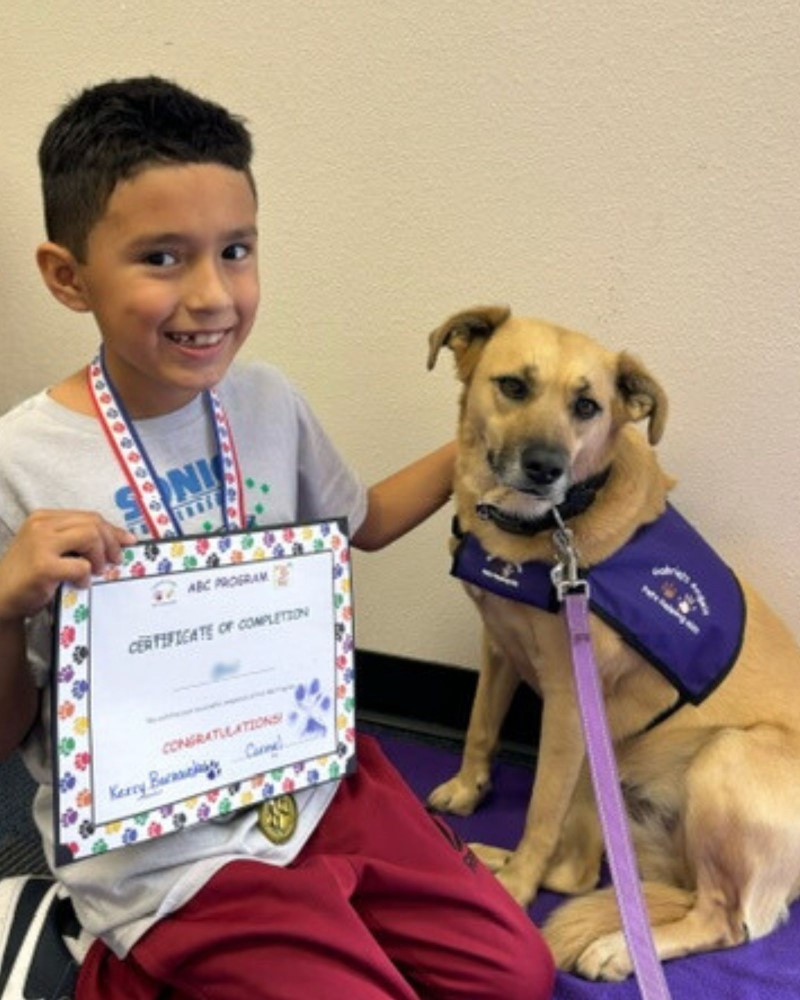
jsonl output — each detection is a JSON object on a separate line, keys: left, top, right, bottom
{"left": 257, "top": 793, "right": 298, "bottom": 844}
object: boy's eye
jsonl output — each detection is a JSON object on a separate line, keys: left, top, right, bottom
{"left": 143, "top": 250, "right": 178, "bottom": 267}
{"left": 222, "top": 242, "right": 252, "bottom": 261}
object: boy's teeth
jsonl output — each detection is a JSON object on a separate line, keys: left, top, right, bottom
{"left": 170, "top": 331, "right": 224, "bottom": 347}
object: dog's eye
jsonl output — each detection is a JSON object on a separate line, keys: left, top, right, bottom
{"left": 495, "top": 376, "right": 529, "bottom": 401}
{"left": 573, "top": 396, "right": 601, "bottom": 421}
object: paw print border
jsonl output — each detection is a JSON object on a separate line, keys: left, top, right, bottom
{"left": 52, "top": 519, "right": 355, "bottom": 864}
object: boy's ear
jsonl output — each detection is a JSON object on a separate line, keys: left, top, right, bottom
{"left": 36, "top": 242, "right": 91, "bottom": 313}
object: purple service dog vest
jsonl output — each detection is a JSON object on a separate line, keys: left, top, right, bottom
{"left": 451, "top": 504, "right": 746, "bottom": 705}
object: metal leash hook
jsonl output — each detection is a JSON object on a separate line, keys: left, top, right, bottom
{"left": 550, "top": 508, "right": 589, "bottom": 601}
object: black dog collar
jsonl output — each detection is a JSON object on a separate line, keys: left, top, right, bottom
{"left": 469, "top": 466, "right": 612, "bottom": 538}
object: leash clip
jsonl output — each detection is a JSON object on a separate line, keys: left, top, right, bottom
{"left": 551, "top": 509, "right": 590, "bottom": 602}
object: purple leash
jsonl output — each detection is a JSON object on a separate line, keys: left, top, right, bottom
{"left": 552, "top": 515, "right": 672, "bottom": 1000}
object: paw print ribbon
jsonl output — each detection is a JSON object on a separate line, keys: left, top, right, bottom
{"left": 87, "top": 349, "right": 246, "bottom": 538}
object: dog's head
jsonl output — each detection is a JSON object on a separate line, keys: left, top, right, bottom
{"left": 428, "top": 305, "right": 667, "bottom": 526}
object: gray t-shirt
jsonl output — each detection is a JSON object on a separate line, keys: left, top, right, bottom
{"left": 0, "top": 360, "right": 367, "bottom": 957}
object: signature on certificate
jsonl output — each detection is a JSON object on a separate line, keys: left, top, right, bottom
{"left": 212, "top": 661, "right": 241, "bottom": 682}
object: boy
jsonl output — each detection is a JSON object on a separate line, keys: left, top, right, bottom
{"left": 0, "top": 78, "right": 554, "bottom": 999}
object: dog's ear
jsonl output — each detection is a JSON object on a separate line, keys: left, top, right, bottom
{"left": 616, "top": 352, "right": 668, "bottom": 444}
{"left": 427, "top": 305, "right": 511, "bottom": 381}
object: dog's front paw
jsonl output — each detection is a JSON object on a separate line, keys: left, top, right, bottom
{"left": 495, "top": 856, "right": 539, "bottom": 908}
{"left": 469, "top": 842, "right": 513, "bottom": 872}
{"left": 576, "top": 932, "right": 632, "bottom": 981}
{"left": 468, "top": 846, "right": 541, "bottom": 906}
{"left": 427, "top": 773, "right": 490, "bottom": 816}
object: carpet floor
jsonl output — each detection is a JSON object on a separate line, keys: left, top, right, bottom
{"left": 372, "top": 724, "right": 800, "bottom": 1000}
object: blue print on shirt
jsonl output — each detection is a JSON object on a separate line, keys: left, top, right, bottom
{"left": 114, "top": 455, "right": 224, "bottom": 537}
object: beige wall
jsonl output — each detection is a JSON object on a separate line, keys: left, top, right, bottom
{"left": 2, "top": 1, "right": 799, "bottom": 668}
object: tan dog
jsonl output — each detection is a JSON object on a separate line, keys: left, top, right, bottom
{"left": 426, "top": 305, "right": 800, "bottom": 980}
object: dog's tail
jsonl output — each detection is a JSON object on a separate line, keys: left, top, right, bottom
{"left": 542, "top": 882, "right": 694, "bottom": 970}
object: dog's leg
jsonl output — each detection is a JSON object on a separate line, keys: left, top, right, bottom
{"left": 542, "top": 762, "right": 604, "bottom": 894}
{"left": 427, "top": 633, "right": 518, "bottom": 817}
{"left": 567, "top": 724, "right": 800, "bottom": 980}
{"left": 491, "top": 688, "right": 587, "bottom": 906}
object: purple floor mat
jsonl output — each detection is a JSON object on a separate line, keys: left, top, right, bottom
{"left": 373, "top": 727, "right": 800, "bottom": 1000}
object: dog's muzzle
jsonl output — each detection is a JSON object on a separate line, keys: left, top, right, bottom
{"left": 488, "top": 443, "right": 570, "bottom": 500}
{"left": 475, "top": 466, "right": 613, "bottom": 537}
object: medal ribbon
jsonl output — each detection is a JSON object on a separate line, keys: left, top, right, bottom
{"left": 87, "top": 350, "right": 246, "bottom": 539}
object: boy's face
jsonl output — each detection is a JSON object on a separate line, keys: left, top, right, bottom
{"left": 70, "top": 162, "right": 259, "bottom": 417}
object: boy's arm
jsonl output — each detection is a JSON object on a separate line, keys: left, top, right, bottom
{"left": 0, "top": 511, "right": 134, "bottom": 759}
{"left": 351, "top": 441, "right": 457, "bottom": 552}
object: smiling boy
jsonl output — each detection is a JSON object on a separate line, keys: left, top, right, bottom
{"left": 0, "top": 78, "right": 554, "bottom": 999}
{"left": 39, "top": 162, "right": 260, "bottom": 418}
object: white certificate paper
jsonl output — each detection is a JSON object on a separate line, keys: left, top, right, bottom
{"left": 53, "top": 520, "right": 355, "bottom": 863}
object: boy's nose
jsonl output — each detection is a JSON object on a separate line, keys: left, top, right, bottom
{"left": 184, "top": 259, "right": 233, "bottom": 313}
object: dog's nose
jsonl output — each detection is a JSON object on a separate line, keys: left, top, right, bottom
{"left": 520, "top": 445, "right": 567, "bottom": 489}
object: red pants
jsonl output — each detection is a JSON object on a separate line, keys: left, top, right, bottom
{"left": 78, "top": 735, "right": 554, "bottom": 999}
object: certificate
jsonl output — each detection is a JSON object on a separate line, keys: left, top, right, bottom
{"left": 52, "top": 520, "right": 355, "bottom": 863}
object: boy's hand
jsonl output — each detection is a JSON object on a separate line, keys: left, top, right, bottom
{"left": 0, "top": 510, "right": 135, "bottom": 621}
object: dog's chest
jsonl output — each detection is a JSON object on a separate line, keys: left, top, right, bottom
{"left": 452, "top": 505, "right": 746, "bottom": 706}
{"left": 461, "top": 579, "right": 561, "bottom": 689}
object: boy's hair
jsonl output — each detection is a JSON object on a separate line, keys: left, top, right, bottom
{"left": 39, "top": 76, "right": 255, "bottom": 261}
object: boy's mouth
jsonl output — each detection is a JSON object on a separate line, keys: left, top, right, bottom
{"left": 165, "top": 330, "right": 227, "bottom": 348}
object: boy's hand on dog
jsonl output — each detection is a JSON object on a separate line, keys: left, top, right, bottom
{"left": 0, "top": 510, "right": 134, "bottom": 620}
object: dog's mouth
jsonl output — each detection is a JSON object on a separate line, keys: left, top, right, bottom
{"left": 475, "top": 461, "right": 611, "bottom": 536}
{"left": 475, "top": 502, "right": 551, "bottom": 535}
{"left": 483, "top": 446, "right": 570, "bottom": 511}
